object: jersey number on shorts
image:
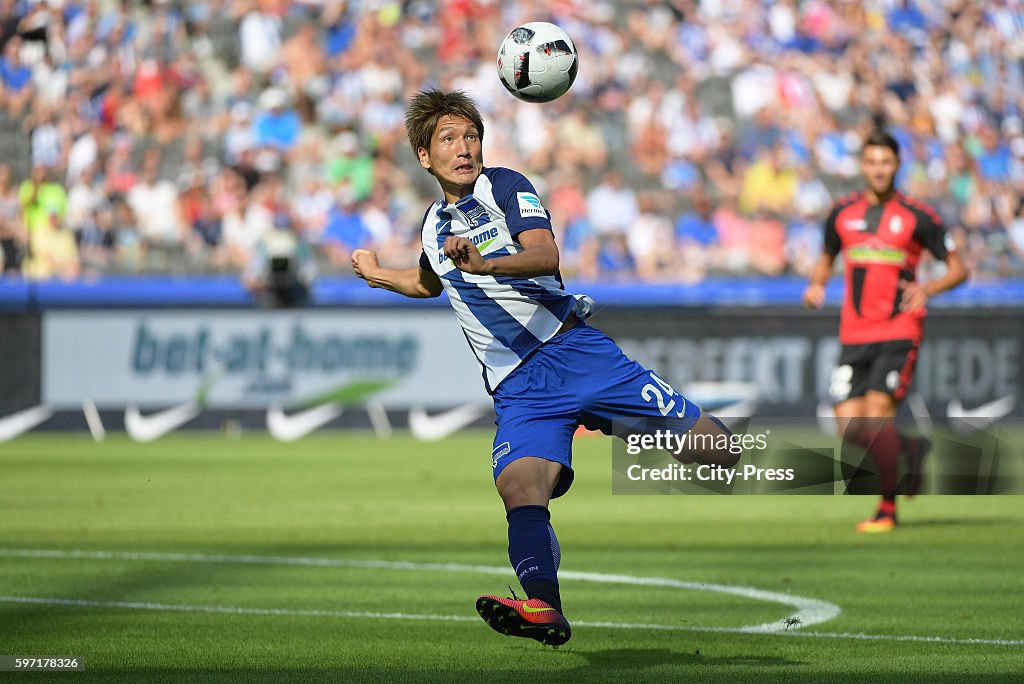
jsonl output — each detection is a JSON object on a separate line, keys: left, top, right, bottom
{"left": 830, "top": 364, "right": 853, "bottom": 402}
{"left": 642, "top": 372, "right": 687, "bottom": 418}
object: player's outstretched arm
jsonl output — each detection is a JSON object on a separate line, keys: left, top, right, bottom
{"left": 802, "top": 253, "right": 835, "bottom": 308}
{"left": 352, "top": 249, "right": 443, "bottom": 298}
{"left": 443, "top": 228, "right": 559, "bottom": 277}
{"left": 900, "top": 251, "right": 969, "bottom": 312}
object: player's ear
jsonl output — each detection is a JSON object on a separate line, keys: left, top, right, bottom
{"left": 417, "top": 146, "right": 431, "bottom": 171}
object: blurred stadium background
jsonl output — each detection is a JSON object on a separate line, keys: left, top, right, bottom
{"left": 0, "top": 0, "right": 1021, "bottom": 432}
{"left": 2, "top": 3, "right": 1024, "bottom": 680}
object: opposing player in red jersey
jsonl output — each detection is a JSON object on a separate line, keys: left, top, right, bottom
{"left": 803, "top": 130, "right": 968, "bottom": 532}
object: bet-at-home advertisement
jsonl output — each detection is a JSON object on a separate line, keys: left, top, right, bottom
{"left": 43, "top": 311, "right": 487, "bottom": 409}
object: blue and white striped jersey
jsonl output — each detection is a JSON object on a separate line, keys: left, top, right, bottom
{"left": 418, "top": 167, "right": 591, "bottom": 393}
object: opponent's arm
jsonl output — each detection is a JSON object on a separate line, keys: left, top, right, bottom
{"left": 802, "top": 253, "right": 835, "bottom": 309}
{"left": 443, "top": 228, "right": 559, "bottom": 277}
{"left": 352, "top": 249, "right": 443, "bottom": 298}
{"left": 900, "top": 251, "right": 969, "bottom": 312}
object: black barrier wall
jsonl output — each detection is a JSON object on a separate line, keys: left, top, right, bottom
{"left": 2, "top": 309, "right": 1022, "bottom": 419}
{"left": 592, "top": 308, "right": 1024, "bottom": 417}
{"left": 0, "top": 315, "right": 41, "bottom": 413}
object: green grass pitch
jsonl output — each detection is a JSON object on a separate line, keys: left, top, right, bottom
{"left": 1, "top": 432, "right": 1022, "bottom": 683}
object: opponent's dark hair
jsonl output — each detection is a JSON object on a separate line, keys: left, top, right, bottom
{"left": 862, "top": 129, "right": 900, "bottom": 157}
{"left": 404, "top": 89, "right": 485, "bottom": 158}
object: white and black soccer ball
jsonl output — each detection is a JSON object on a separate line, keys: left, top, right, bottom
{"left": 497, "top": 22, "right": 578, "bottom": 103}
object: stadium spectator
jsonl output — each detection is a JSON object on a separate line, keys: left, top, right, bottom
{"left": 739, "top": 146, "right": 797, "bottom": 216}
{"left": 321, "top": 184, "right": 369, "bottom": 265}
{"left": 238, "top": 0, "right": 283, "bottom": 76}
{"left": 281, "top": 20, "right": 328, "bottom": 111}
{"left": 626, "top": 191, "right": 673, "bottom": 281}
{"left": 0, "top": 36, "right": 33, "bottom": 116}
{"left": 675, "top": 186, "right": 722, "bottom": 281}
{"left": 326, "top": 131, "right": 374, "bottom": 202}
{"left": 19, "top": 165, "right": 66, "bottom": 239}
{"left": 586, "top": 171, "right": 637, "bottom": 239}
{"left": 22, "top": 209, "right": 80, "bottom": 281}
{"left": 66, "top": 165, "right": 103, "bottom": 239}
{"left": 126, "top": 152, "right": 186, "bottom": 265}
{"left": 0, "top": 163, "right": 22, "bottom": 275}
{"left": 254, "top": 87, "right": 301, "bottom": 156}
{"left": 975, "top": 126, "right": 1013, "bottom": 182}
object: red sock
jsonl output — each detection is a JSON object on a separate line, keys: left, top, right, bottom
{"left": 868, "top": 423, "right": 902, "bottom": 500}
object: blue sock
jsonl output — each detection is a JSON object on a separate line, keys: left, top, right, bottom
{"left": 507, "top": 505, "right": 562, "bottom": 613}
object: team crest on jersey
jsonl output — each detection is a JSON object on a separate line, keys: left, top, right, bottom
{"left": 491, "top": 442, "right": 511, "bottom": 468}
{"left": 464, "top": 205, "right": 492, "bottom": 228}
{"left": 889, "top": 215, "right": 903, "bottom": 234}
{"left": 517, "top": 192, "right": 546, "bottom": 218}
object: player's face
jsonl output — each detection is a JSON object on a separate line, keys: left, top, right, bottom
{"left": 860, "top": 145, "right": 899, "bottom": 197}
{"left": 419, "top": 115, "right": 483, "bottom": 200}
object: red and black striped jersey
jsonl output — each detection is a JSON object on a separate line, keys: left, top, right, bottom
{"left": 824, "top": 191, "right": 953, "bottom": 344}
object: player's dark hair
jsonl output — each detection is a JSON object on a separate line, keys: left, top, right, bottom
{"left": 405, "top": 89, "right": 485, "bottom": 161}
{"left": 862, "top": 129, "right": 900, "bottom": 158}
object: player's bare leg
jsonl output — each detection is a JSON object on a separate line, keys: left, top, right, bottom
{"left": 478, "top": 457, "right": 571, "bottom": 645}
{"left": 834, "top": 397, "right": 866, "bottom": 438}
{"left": 495, "top": 457, "right": 561, "bottom": 511}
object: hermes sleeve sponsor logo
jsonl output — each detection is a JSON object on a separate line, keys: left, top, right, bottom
{"left": 517, "top": 192, "right": 547, "bottom": 218}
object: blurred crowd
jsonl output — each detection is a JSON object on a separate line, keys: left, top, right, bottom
{"left": 1, "top": 0, "right": 1023, "bottom": 292}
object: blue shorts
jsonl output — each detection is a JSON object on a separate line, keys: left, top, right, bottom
{"left": 491, "top": 323, "right": 702, "bottom": 498}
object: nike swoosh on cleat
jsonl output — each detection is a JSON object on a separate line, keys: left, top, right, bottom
{"left": 521, "top": 604, "right": 556, "bottom": 614}
{"left": 408, "top": 402, "right": 490, "bottom": 441}
{"left": 266, "top": 403, "right": 344, "bottom": 442}
{"left": 0, "top": 404, "right": 54, "bottom": 442}
{"left": 125, "top": 402, "right": 199, "bottom": 443}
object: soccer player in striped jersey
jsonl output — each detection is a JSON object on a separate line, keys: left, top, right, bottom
{"left": 803, "top": 130, "right": 968, "bottom": 533}
{"left": 352, "top": 89, "right": 738, "bottom": 645}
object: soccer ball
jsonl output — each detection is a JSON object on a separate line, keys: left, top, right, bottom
{"left": 497, "top": 22, "right": 578, "bottom": 103}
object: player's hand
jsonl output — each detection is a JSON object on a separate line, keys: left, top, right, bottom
{"left": 802, "top": 284, "right": 826, "bottom": 309}
{"left": 900, "top": 279, "right": 929, "bottom": 312}
{"left": 351, "top": 249, "right": 379, "bottom": 281}
{"left": 443, "top": 236, "right": 489, "bottom": 275}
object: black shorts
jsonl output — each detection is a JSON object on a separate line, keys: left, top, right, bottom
{"left": 830, "top": 339, "right": 920, "bottom": 404}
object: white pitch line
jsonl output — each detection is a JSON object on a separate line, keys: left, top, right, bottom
{"left": 0, "top": 548, "right": 838, "bottom": 632}
{"left": 0, "top": 595, "right": 479, "bottom": 623}
{"left": 1, "top": 596, "right": 1021, "bottom": 647}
